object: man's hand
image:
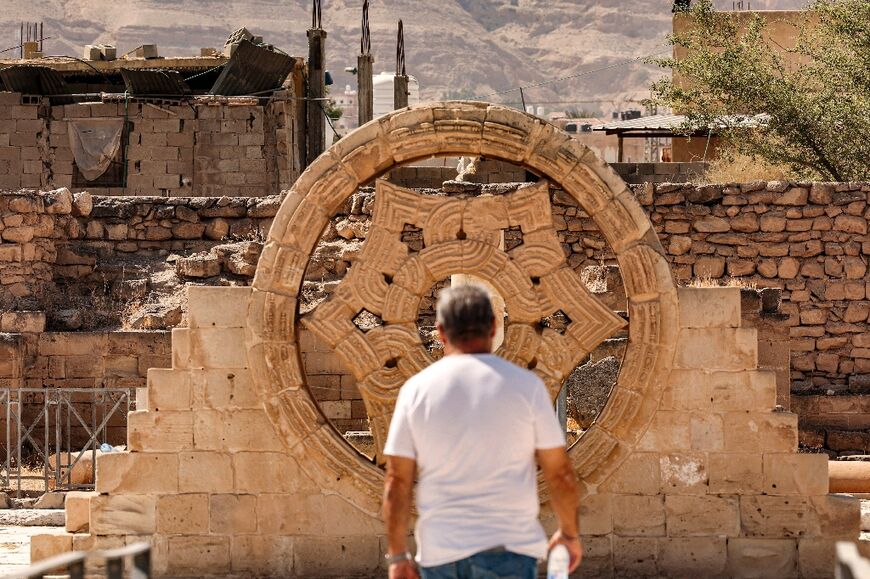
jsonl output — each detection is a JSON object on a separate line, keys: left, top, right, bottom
{"left": 389, "top": 560, "right": 420, "bottom": 579}
{"left": 548, "top": 529, "right": 583, "bottom": 572}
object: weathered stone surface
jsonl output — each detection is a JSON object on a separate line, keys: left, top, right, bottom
{"left": 176, "top": 253, "right": 221, "bottom": 278}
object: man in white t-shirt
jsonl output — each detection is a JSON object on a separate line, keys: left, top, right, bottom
{"left": 383, "top": 284, "right": 582, "bottom": 579}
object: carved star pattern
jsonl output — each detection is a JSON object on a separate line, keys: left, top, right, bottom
{"left": 301, "top": 179, "right": 627, "bottom": 462}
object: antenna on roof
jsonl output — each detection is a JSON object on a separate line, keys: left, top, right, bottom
{"left": 312, "top": 0, "right": 323, "bottom": 30}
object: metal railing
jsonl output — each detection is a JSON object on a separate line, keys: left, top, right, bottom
{"left": 1, "top": 542, "right": 150, "bottom": 579}
{"left": 0, "top": 388, "right": 136, "bottom": 494}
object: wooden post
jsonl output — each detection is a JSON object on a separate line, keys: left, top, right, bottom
{"left": 617, "top": 135, "right": 625, "bottom": 162}
{"left": 393, "top": 75, "right": 409, "bottom": 110}
{"left": 358, "top": 54, "right": 374, "bottom": 125}
{"left": 306, "top": 28, "right": 327, "bottom": 165}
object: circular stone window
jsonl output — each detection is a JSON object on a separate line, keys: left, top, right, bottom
{"left": 247, "top": 102, "right": 678, "bottom": 509}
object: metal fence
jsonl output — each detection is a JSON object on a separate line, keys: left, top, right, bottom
{"left": 0, "top": 542, "right": 150, "bottom": 579}
{"left": 0, "top": 388, "right": 136, "bottom": 495}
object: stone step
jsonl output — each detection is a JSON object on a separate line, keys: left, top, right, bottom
{"left": 0, "top": 509, "right": 64, "bottom": 527}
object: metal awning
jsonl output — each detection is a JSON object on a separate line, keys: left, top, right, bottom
{"left": 208, "top": 39, "right": 295, "bottom": 96}
{"left": 592, "top": 113, "right": 768, "bottom": 138}
{"left": 120, "top": 68, "right": 192, "bottom": 97}
{"left": 0, "top": 64, "right": 68, "bottom": 95}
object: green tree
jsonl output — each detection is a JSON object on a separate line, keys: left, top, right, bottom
{"left": 650, "top": 0, "right": 870, "bottom": 181}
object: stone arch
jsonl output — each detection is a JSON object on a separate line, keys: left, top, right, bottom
{"left": 246, "top": 101, "right": 678, "bottom": 511}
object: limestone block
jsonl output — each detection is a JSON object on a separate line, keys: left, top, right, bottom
{"left": 187, "top": 285, "right": 250, "bottom": 328}
{"left": 166, "top": 535, "right": 231, "bottom": 577}
{"left": 612, "top": 495, "right": 665, "bottom": 537}
{"left": 293, "top": 535, "right": 381, "bottom": 578}
{"left": 193, "top": 408, "right": 283, "bottom": 452}
{"left": 96, "top": 452, "right": 179, "bottom": 494}
{"left": 147, "top": 368, "right": 191, "bottom": 411}
{"left": 599, "top": 452, "right": 661, "bottom": 495}
{"left": 127, "top": 410, "right": 193, "bottom": 452}
{"left": 677, "top": 287, "right": 741, "bottom": 329}
{"left": 210, "top": 494, "right": 257, "bottom": 534}
{"left": 658, "top": 538, "right": 727, "bottom": 577}
{"left": 572, "top": 535, "right": 612, "bottom": 577}
{"left": 90, "top": 494, "right": 157, "bottom": 535}
{"left": 319, "top": 494, "right": 384, "bottom": 536}
{"left": 660, "top": 453, "right": 708, "bottom": 495}
{"left": 637, "top": 411, "right": 692, "bottom": 452}
{"left": 739, "top": 496, "right": 813, "bottom": 538}
{"left": 233, "top": 452, "right": 316, "bottom": 494}
{"left": 230, "top": 535, "right": 294, "bottom": 576}
{"left": 171, "top": 328, "right": 191, "bottom": 369}
{"left": 30, "top": 532, "right": 73, "bottom": 562}
{"left": 65, "top": 490, "right": 97, "bottom": 533}
{"left": 675, "top": 328, "right": 758, "bottom": 371}
{"left": 723, "top": 412, "right": 798, "bottom": 453}
{"left": 257, "top": 493, "right": 326, "bottom": 534}
{"left": 188, "top": 327, "right": 248, "bottom": 369}
{"left": 811, "top": 494, "right": 861, "bottom": 539}
{"left": 708, "top": 453, "right": 763, "bottom": 494}
{"left": 578, "top": 493, "right": 612, "bottom": 536}
{"left": 612, "top": 537, "right": 658, "bottom": 576}
{"left": 0, "top": 310, "right": 45, "bottom": 333}
{"left": 665, "top": 495, "right": 740, "bottom": 536}
{"left": 195, "top": 368, "right": 259, "bottom": 410}
{"left": 709, "top": 370, "right": 777, "bottom": 412}
{"left": 660, "top": 370, "right": 713, "bottom": 412}
{"left": 727, "top": 538, "right": 797, "bottom": 578}
{"left": 157, "top": 493, "right": 208, "bottom": 533}
{"left": 690, "top": 413, "right": 724, "bottom": 451}
{"left": 762, "top": 453, "right": 828, "bottom": 496}
{"left": 176, "top": 452, "right": 232, "bottom": 495}
{"left": 797, "top": 538, "right": 837, "bottom": 579}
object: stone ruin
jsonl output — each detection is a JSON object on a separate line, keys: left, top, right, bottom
{"left": 21, "top": 102, "right": 862, "bottom": 577}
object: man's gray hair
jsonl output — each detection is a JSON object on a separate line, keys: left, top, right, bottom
{"left": 435, "top": 284, "right": 495, "bottom": 343}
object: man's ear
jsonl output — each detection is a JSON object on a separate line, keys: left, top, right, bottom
{"left": 436, "top": 323, "right": 448, "bottom": 345}
{"left": 490, "top": 317, "right": 497, "bottom": 338}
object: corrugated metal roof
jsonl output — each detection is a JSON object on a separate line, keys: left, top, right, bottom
{"left": 593, "top": 113, "right": 769, "bottom": 133}
{"left": 0, "top": 65, "right": 69, "bottom": 95}
{"left": 593, "top": 114, "right": 687, "bottom": 131}
{"left": 209, "top": 40, "right": 295, "bottom": 96}
{"left": 120, "top": 68, "right": 192, "bottom": 97}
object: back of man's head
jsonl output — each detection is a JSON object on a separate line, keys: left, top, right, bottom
{"left": 435, "top": 284, "right": 495, "bottom": 344}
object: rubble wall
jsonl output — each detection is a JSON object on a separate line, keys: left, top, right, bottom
{"left": 0, "top": 189, "right": 281, "bottom": 310}
{"left": 0, "top": 92, "right": 299, "bottom": 197}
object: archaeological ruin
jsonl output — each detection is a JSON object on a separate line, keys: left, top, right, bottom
{"left": 0, "top": 98, "right": 862, "bottom": 577}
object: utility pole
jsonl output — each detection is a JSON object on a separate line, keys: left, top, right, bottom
{"left": 393, "top": 20, "right": 409, "bottom": 110}
{"left": 306, "top": 0, "right": 327, "bottom": 165}
{"left": 357, "top": 0, "right": 374, "bottom": 126}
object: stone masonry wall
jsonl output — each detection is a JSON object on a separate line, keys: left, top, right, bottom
{"left": 630, "top": 181, "right": 870, "bottom": 394}
{"left": 0, "top": 92, "right": 300, "bottom": 197}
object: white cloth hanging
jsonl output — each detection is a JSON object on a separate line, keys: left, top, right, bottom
{"left": 68, "top": 119, "right": 124, "bottom": 181}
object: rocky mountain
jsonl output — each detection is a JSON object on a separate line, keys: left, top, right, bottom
{"left": 3, "top": 0, "right": 806, "bottom": 114}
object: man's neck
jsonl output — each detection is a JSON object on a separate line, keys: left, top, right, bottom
{"left": 443, "top": 339, "right": 493, "bottom": 356}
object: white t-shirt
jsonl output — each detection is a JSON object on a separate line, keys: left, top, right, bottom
{"left": 383, "top": 353, "right": 566, "bottom": 567}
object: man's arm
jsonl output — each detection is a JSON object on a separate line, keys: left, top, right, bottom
{"left": 383, "top": 455, "right": 419, "bottom": 579}
{"left": 537, "top": 446, "right": 583, "bottom": 571}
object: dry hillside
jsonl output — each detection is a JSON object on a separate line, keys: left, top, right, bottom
{"left": 3, "top": 0, "right": 806, "bottom": 112}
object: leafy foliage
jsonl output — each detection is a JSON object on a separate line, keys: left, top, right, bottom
{"left": 650, "top": 0, "right": 870, "bottom": 181}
